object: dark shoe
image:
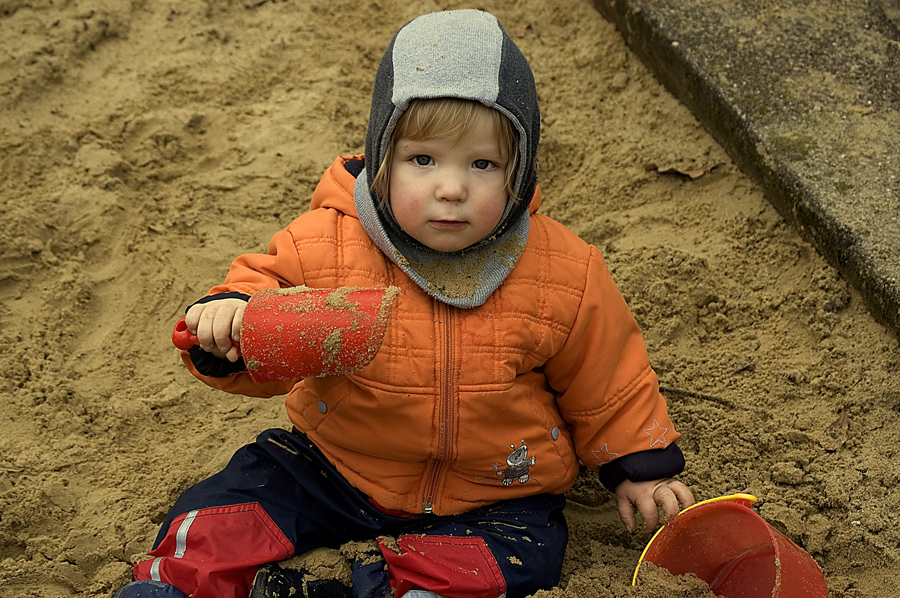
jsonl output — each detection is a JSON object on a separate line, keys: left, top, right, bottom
{"left": 249, "top": 564, "right": 352, "bottom": 598}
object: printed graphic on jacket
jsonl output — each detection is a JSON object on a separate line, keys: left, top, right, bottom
{"left": 497, "top": 440, "right": 536, "bottom": 486}
{"left": 591, "top": 444, "right": 618, "bottom": 467}
{"left": 590, "top": 420, "right": 670, "bottom": 468}
{"left": 644, "top": 420, "right": 669, "bottom": 448}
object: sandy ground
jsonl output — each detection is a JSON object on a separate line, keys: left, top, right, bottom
{"left": 1, "top": 1, "right": 898, "bottom": 596}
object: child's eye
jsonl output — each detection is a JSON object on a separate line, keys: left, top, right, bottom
{"left": 473, "top": 159, "right": 493, "bottom": 170}
{"left": 413, "top": 155, "right": 433, "bottom": 166}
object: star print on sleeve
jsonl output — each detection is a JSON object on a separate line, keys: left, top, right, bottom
{"left": 644, "top": 420, "right": 669, "bottom": 448}
{"left": 591, "top": 444, "right": 619, "bottom": 466}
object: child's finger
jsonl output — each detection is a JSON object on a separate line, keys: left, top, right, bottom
{"left": 616, "top": 493, "right": 637, "bottom": 533}
{"left": 212, "top": 306, "right": 236, "bottom": 354}
{"left": 194, "top": 306, "right": 218, "bottom": 351}
{"left": 654, "top": 485, "right": 682, "bottom": 524}
{"left": 636, "top": 494, "right": 661, "bottom": 533}
{"left": 669, "top": 481, "right": 695, "bottom": 511}
{"left": 225, "top": 345, "right": 241, "bottom": 363}
{"left": 184, "top": 303, "right": 206, "bottom": 332}
{"left": 232, "top": 302, "right": 246, "bottom": 343}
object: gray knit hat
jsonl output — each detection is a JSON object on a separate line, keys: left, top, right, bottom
{"left": 354, "top": 9, "right": 540, "bottom": 308}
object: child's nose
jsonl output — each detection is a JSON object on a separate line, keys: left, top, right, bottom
{"left": 436, "top": 171, "right": 466, "bottom": 202}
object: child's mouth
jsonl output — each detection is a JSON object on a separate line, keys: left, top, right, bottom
{"left": 431, "top": 220, "right": 467, "bottom": 230}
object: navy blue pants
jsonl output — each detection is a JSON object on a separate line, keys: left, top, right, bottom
{"left": 122, "top": 429, "right": 568, "bottom": 598}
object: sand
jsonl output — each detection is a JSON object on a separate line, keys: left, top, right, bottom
{"left": 0, "top": 0, "right": 897, "bottom": 596}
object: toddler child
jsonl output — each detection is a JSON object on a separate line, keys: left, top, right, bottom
{"left": 115, "top": 9, "right": 694, "bottom": 598}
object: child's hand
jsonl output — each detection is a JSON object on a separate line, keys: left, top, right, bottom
{"left": 614, "top": 478, "right": 694, "bottom": 534}
{"left": 184, "top": 298, "right": 247, "bottom": 362}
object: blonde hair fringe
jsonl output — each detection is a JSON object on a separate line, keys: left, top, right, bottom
{"left": 371, "top": 98, "right": 520, "bottom": 207}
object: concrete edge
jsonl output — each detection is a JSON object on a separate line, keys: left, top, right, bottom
{"left": 591, "top": 0, "right": 900, "bottom": 338}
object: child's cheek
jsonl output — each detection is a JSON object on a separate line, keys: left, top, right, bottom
{"left": 476, "top": 194, "right": 508, "bottom": 230}
{"left": 389, "top": 191, "right": 423, "bottom": 233}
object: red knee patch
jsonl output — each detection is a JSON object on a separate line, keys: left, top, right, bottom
{"left": 378, "top": 535, "right": 507, "bottom": 598}
{"left": 134, "top": 503, "right": 293, "bottom": 598}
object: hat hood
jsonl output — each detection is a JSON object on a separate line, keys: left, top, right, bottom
{"left": 354, "top": 9, "right": 540, "bottom": 307}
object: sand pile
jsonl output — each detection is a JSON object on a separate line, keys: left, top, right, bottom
{"left": 1, "top": 1, "right": 897, "bottom": 596}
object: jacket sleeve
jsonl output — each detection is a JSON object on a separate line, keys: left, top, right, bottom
{"left": 178, "top": 225, "right": 311, "bottom": 398}
{"left": 211, "top": 226, "right": 309, "bottom": 296}
{"left": 543, "top": 245, "right": 682, "bottom": 475}
{"left": 597, "top": 443, "right": 685, "bottom": 491}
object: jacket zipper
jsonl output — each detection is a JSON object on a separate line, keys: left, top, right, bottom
{"left": 423, "top": 301, "right": 454, "bottom": 514}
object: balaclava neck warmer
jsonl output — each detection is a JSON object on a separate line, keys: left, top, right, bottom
{"left": 354, "top": 9, "right": 541, "bottom": 308}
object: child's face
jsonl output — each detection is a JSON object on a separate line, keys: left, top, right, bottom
{"left": 388, "top": 111, "right": 509, "bottom": 253}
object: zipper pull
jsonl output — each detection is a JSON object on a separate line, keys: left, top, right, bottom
{"left": 423, "top": 502, "right": 433, "bottom": 514}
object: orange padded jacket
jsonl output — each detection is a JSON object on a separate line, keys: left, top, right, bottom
{"left": 182, "top": 155, "right": 680, "bottom": 516}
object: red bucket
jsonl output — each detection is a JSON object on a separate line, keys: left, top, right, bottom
{"left": 632, "top": 494, "right": 828, "bottom": 598}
